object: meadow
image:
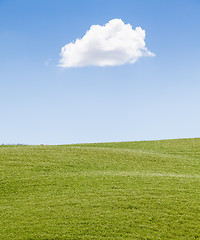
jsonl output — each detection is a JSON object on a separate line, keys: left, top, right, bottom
{"left": 1, "top": 138, "right": 200, "bottom": 239}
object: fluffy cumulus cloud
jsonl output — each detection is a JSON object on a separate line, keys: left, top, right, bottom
{"left": 59, "top": 19, "right": 155, "bottom": 68}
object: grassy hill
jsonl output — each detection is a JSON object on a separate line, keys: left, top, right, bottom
{"left": 1, "top": 138, "right": 200, "bottom": 239}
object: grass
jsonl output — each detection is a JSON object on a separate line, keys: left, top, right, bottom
{"left": 0, "top": 138, "right": 200, "bottom": 239}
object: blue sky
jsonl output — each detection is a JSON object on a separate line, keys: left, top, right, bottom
{"left": 0, "top": 0, "right": 200, "bottom": 144}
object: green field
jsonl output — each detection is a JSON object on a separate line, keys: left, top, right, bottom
{"left": 1, "top": 138, "right": 200, "bottom": 239}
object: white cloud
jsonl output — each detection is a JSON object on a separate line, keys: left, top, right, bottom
{"left": 59, "top": 19, "right": 155, "bottom": 68}
{"left": 44, "top": 58, "right": 51, "bottom": 66}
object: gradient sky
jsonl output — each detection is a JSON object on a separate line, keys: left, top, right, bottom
{"left": 0, "top": 0, "right": 200, "bottom": 145}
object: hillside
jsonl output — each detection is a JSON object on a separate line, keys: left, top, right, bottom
{"left": 1, "top": 138, "right": 200, "bottom": 239}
